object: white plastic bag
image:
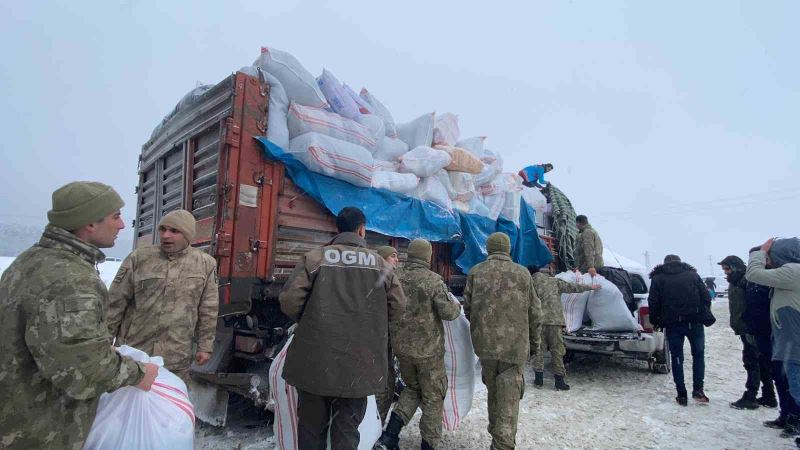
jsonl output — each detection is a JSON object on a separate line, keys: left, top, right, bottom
{"left": 399, "top": 146, "right": 452, "bottom": 178}
{"left": 288, "top": 102, "right": 380, "bottom": 151}
{"left": 500, "top": 174, "right": 523, "bottom": 225}
{"left": 442, "top": 305, "right": 479, "bottom": 431}
{"left": 373, "top": 137, "right": 409, "bottom": 162}
{"left": 413, "top": 176, "right": 453, "bottom": 210}
{"left": 317, "top": 69, "right": 360, "bottom": 120}
{"left": 354, "top": 114, "right": 386, "bottom": 146}
{"left": 448, "top": 172, "right": 475, "bottom": 202}
{"left": 480, "top": 193, "right": 504, "bottom": 221}
{"left": 343, "top": 84, "right": 374, "bottom": 115}
{"left": 556, "top": 272, "right": 592, "bottom": 333}
{"left": 84, "top": 346, "right": 194, "bottom": 450}
{"left": 556, "top": 272, "right": 641, "bottom": 332}
{"left": 253, "top": 47, "right": 328, "bottom": 108}
{"left": 434, "top": 170, "right": 458, "bottom": 200}
{"left": 433, "top": 112, "right": 460, "bottom": 147}
{"left": 474, "top": 149, "right": 504, "bottom": 186}
{"left": 270, "top": 336, "right": 382, "bottom": 450}
{"left": 456, "top": 136, "right": 486, "bottom": 157}
{"left": 238, "top": 66, "right": 291, "bottom": 149}
{"left": 360, "top": 88, "right": 398, "bottom": 138}
{"left": 374, "top": 159, "right": 400, "bottom": 172}
{"left": 396, "top": 113, "right": 435, "bottom": 149}
{"left": 468, "top": 197, "right": 492, "bottom": 217}
{"left": 289, "top": 132, "right": 375, "bottom": 187}
{"left": 372, "top": 171, "right": 419, "bottom": 194}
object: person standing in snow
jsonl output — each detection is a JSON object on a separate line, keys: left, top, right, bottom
{"left": 375, "top": 245, "right": 400, "bottom": 425}
{"left": 575, "top": 215, "right": 604, "bottom": 276}
{"left": 745, "top": 238, "right": 800, "bottom": 446}
{"left": 518, "top": 163, "right": 553, "bottom": 189}
{"left": 378, "top": 239, "right": 461, "bottom": 450}
{"left": 279, "top": 207, "right": 406, "bottom": 450}
{"left": 463, "top": 232, "right": 542, "bottom": 450}
{"left": 648, "top": 254, "right": 713, "bottom": 406}
{"left": 530, "top": 265, "right": 598, "bottom": 391}
{"left": 721, "top": 255, "right": 776, "bottom": 410}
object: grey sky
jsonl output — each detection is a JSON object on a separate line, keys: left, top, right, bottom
{"left": 1, "top": 1, "right": 798, "bottom": 273}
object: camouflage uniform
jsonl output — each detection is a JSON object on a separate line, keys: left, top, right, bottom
{"left": 106, "top": 245, "right": 218, "bottom": 381}
{"left": 391, "top": 257, "right": 460, "bottom": 447}
{"left": 0, "top": 225, "right": 145, "bottom": 450}
{"left": 531, "top": 271, "right": 593, "bottom": 376}
{"left": 576, "top": 223, "right": 604, "bottom": 272}
{"left": 463, "top": 233, "right": 542, "bottom": 450}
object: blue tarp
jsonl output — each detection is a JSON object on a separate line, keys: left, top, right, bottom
{"left": 257, "top": 137, "right": 553, "bottom": 273}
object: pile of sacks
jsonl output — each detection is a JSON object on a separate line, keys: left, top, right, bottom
{"left": 236, "top": 47, "right": 524, "bottom": 225}
{"left": 557, "top": 272, "right": 641, "bottom": 333}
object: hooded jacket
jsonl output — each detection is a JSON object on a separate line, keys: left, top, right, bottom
{"left": 647, "top": 261, "right": 711, "bottom": 327}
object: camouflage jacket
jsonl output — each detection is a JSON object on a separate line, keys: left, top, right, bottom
{"left": 107, "top": 245, "right": 219, "bottom": 372}
{"left": 463, "top": 253, "right": 543, "bottom": 365}
{"left": 391, "top": 258, "right": 461, "bottom": 360}
{"left": 532, "top": 272, "right": 594, "bottom": 326}
{"left": 0, "top": 225, "right": 144, "bottom": 450}
{"left": 576, "top": 224, "right": 604, "bottom": 272}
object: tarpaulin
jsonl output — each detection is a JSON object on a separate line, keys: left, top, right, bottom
{"left": 257, "top": 137, "right": 553, "bottom": 273}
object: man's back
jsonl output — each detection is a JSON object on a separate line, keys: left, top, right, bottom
{"left": 576, "top": 224, "right": 604, "bottom": 271}
{"left": 464, "top": 254, "right": 541, "bottom": 365}
{"left": 648, "top": 261, "right": 709, "bottom": 327}
{"left": 280, "top": 232, "right": 404, "bottom": 398}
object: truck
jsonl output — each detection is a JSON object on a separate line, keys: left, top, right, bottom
{"left": 134, "top": 70, "right": 556, "bottom": 424}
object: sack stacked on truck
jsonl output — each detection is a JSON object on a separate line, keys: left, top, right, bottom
{"left": 556, "top": 272, "right": 641, "bottom": 332}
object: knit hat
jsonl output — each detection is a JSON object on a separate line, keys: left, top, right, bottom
{"left": 487, "top": 232, "right": 511, "bottom": 255}
{"left": 407, "top": 239, "right": 432, "bottom": 263}
{"left": 377, "top": 246, "right": 397, "bottom": 260}
{"left": 159, "top": 210, "right": 196, "bottom": 243}
{"left": 717, "top": 255, "right": 745, "bottom": 271}
{"left": 47, "top": 181, "right": 124, "bottom": 231}
{"left": 664, "top": 254, "right": 681, "bottom": 264}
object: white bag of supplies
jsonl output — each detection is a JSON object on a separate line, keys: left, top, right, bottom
{"left": 360, "top": 88, "right": 398, "bottom": 138}
{"left": 289, "top": 133, "right": 375, "bottom": 187}
{"left": 413, "top": 176, "right": 453, "bottom": 210}
{"left": 84, "top": 346, "right": 194, "bottom": 450}
{"left": 433, "top": 112, "right": 460, "bottom": 147}
{"left": 288, "top": 102, "right": 380, "bottom": 151}
{"left": 399, "top": 146, "right": 452, "bottom": 178}
{"left": 373, "top": 137, "right": 409, "bottom": 162}
{"left": 456, "top": 136, "right": 486, "bottom": 157}
{"left": 317, "top": 69, "right": 360, "bottom": 120}
{"left": 396, "top": 113, "right": 435, "bottom": 149}
{"left": 372, "top": 171, "right": 419, "bottom": 194}
{"left": 253, "top": 47, "right": 328, "bottom": 109}
{"left": 442, "top": 304, "right": 479, "bottom": 431}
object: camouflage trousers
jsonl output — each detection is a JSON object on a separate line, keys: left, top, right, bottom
{"left": 533, "top": 325, "right": 566, "bottom": 376}
{"left": 480, "top": 359, "right": 525, "bottom": 450}
{"left": 375, "top": 345, "right": 397, "bottom": 424}
{"left": 394, "top": 354, "right": 447, "bottom": 447}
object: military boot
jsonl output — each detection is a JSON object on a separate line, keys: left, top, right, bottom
{"left": 534, "top": 371, "right": 544, "bottom": 388}
{"left": 730, "top": 391, "right": 759, "bottom": 410}
{"left": 554, "top": 375, "right": 570, "bottom": 391}
{"left": 377, "top": 412, "right": 404, "bottom": 450}
{"left": 781, "top": 414, "right": 800, "bottom": 439}
{"left": 421, "top": 439, "right": 434, "bottom": 450}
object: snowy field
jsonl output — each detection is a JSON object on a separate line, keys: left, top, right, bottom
{"left": 196, "top": 302, "right": 794, "bottom": 449}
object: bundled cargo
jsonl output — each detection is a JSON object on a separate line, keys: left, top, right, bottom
{"left": 360, "top": 88, "right": 399, "bottom": 138}
{"left": 288, "top": 102, "right": 381, "bottom": 151}
{"left": 556, "top": 272, "right": 641, "bottom": 332}
{"left": 288, "top": 132, "right": 375, "bottom": 188}
{"left": 396, "top": 112, "right": 435, "bottom": 149}
{"left": 253, "top": 47, "right": 328, "bottom": 108}
{"left": 372, "top": 171, "right": 419, "bottom": 194}
{"left": 433, "top": 112, "right": 460, "bottom": 147}
{"left": 317, "top": 68, "right": 361, "bottom": 120}
{"left": 399, "top": 146, "right": 452, "bottom": 178}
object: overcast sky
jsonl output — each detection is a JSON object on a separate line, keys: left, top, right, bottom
{"left": 1, "top": 1, "right": 797, "bottom": 274}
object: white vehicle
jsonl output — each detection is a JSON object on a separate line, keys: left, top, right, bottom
{"left": 562, "top": 262, "right": 670, "bottom": 374}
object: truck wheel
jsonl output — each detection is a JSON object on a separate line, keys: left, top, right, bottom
{"left": 651, "top": 343, "right": 671, "bottom": 374}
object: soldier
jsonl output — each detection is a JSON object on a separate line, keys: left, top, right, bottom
{"left": 575, "top": 214, "right": 604, "bottom": 276}
{"left": 279, "top": 207, "right": 406, "bottom": 450}
{"left": 375, "top": 245, "right": 400, "bottom": 425}
{"left": 0, "top": 181, "right": 159, "bottom": 450}
{"left": 463, "top": 232, "right": 542, "bottom": 450}
{"left": 378, "top": 239, "right": 461, "bottom": 450}
{"left": 530, "top": 266, "right": 598, "bottom": 391}
{"left": 107, "top": 209, "right": 218, "bottom": 384}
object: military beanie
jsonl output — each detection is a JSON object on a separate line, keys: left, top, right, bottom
{"left": 377, "top": 245, "right": 397, "bottom": 260}
{"left": 159, "top": 209, "right": 197, "bottom": 242}
{"left": 48, "top": 181, "right": 124, "bottom": 231}
{"left": 407, "top": 239, "right": 432, "bottom": 263}
{"left": 486, "top": 232, "right": 511, "bottom": 255}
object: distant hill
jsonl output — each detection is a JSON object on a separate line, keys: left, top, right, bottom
{"left": 0, "top": 223, "right": 135, "bottom": 258}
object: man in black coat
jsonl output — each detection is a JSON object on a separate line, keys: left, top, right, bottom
{"left": 648, "top": 254, "right": 712, "bottom": 406}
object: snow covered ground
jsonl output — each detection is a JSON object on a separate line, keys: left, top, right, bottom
{"left": 196, "top": 302, "right": 795, "bottom": 449}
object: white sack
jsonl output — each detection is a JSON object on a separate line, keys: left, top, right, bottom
{"left": 453, "top": 200, "right": 470, "bottom": 213}
{"left": 435, "top": 170, "right": 458, "bottom": 200}
{"left": 414, "top": 176, "right": 453, "bottom": 210}
{"left": 317, "top": 69, "right": 360, "bottom": 120}
{"left": 448, "top": 172, "right": 475, "bottom": 202}
{"left": 521, "top": 186, "right": 548, "bottom": 210}
{"left": 555, "top": 272, "right": 592, "bottom": 333}
{"left": 442, "top": 302, "right": 479, "bottom": 431}
{"left": 373, "top": 137, "right": 409, "bottom": 162}
{"left": 372, "top": 171, "right": 419, "bottom": 194}
{"left": 355, "top": 114, "right": 386, "bottom": 146}
{"left": 480, "top": 193, "right": 504, "bottom": 221}
{"left": 253, "top": 47, "right": 328, "bottom": 108}
{"left": 500, "top": 173, "right": 523, "bottom": 225}
{"left": 360, "top": 88, "right": 398, "bottom": 138}
{"left": 474, "top": 149, "right": 504, "bottom": 186}
{"left": 84, "top": 346, "right": 194, "bottom": 450}
{"left": 433, "top": 112, "right": 460, "bottom": 147}
{"left": 396, "top": 113, "right": 435, "bottom": 149}
{"left": 374, "top": 159, "right": 400, "bottom": 172}
{"left": 288, "top": 102, "right": 380, "bottom": 151}
{"left": 289, "top": 133, "right": 375, "bottom": 187}
{"left": 456, "top": 136, "right": 486, "bottom": 157}
{"left": 556, "top": 272, "right": 641, "bottom": 332}
{"left": 343, "top": 84, "right": 374, "bottom": 115}
{"left": 238, "top": 66, "right": 291, "bottom": 149}
{"left": 270, "top": 336, "right": 382, "bottom": 450}
{"left": 468, "top": 197, "right": 492, "bottom": 217}
{"left": 399, "top": 146, "right": 452, "bottom": 178}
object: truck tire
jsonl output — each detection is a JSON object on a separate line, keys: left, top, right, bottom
{"left": 651, "top": 342, "right": 671, "bottom": 374}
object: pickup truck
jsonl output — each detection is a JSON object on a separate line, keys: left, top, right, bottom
{"left": 134, "top": 70, "right": 556, "bottom": 424}
{"left": 562, "top": 269, "right": 671, "bottom": 374}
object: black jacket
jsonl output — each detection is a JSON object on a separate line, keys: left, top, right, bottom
{"left": 742, "top": 281, "right": 772, "bottom": 337}
{"left": 648, "top": 262, "right": 712, "bottom": 327}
